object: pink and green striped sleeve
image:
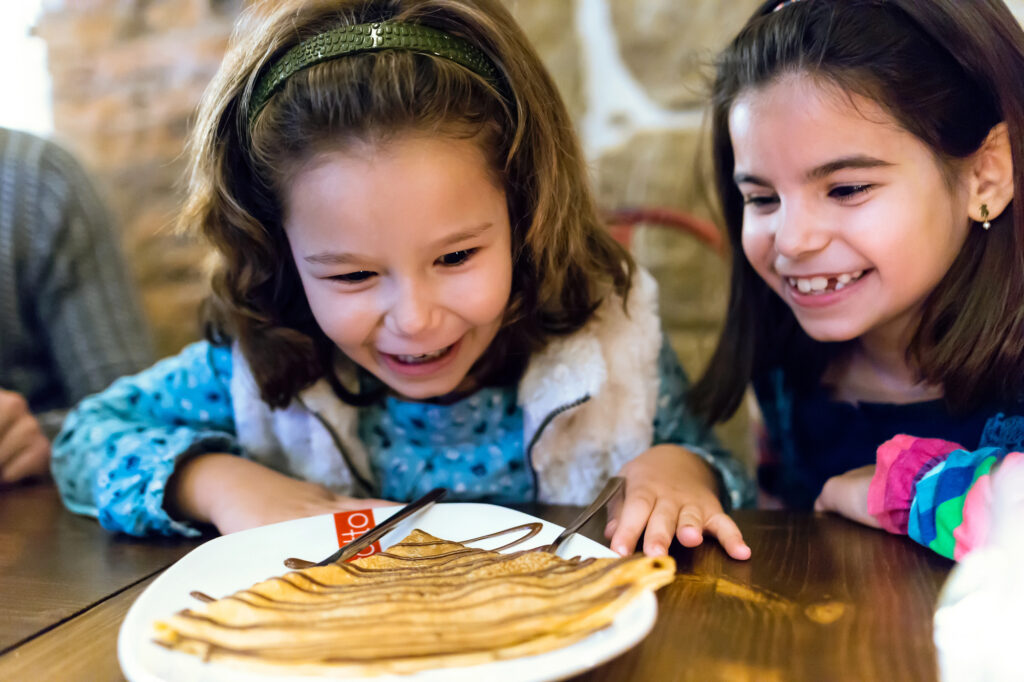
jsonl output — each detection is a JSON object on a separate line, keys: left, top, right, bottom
{"left": 868, "top": 435, "right": 1020, "bottom": 560}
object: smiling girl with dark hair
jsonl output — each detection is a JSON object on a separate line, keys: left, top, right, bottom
{"left": 692, "top": 0, "right": 1024, "bottom": 558}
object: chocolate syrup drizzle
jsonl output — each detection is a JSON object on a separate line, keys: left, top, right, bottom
{"left": 283, "top": 522, "right": 543, "bottom": 570}
{"left": 162, "top": 523, "right": 654, "bottom": 669}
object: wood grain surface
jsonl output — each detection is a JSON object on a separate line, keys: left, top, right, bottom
{"left": 0, "top": 482, "right": 205, "bottom": 653}
{"left": 0, "top": 485, "right": 953, "bottom": 681}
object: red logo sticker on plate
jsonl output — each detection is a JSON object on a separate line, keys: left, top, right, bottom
{"left": 332, "top": 509, "right": 381, "bottom": 560}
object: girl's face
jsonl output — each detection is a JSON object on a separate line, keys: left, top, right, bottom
{"left": 284, "top": 132, "right": 513, "bottom": 401}
{"left": 730, "top": 74, "right": 972, "bottom": 348}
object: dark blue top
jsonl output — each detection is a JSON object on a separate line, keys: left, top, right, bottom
{"left": 754, "top": 368, "right": 1024, "bottom": 509}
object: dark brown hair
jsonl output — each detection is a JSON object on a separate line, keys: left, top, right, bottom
{"left": 181, "top": 0, "right": 633, "bottom": 407}
{"left": 693, "top": 0, "right": 1024, "bottom": 422}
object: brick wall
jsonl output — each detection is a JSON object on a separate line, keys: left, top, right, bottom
{"left": 35, "top": 0, "right": 243, "bottom": 357}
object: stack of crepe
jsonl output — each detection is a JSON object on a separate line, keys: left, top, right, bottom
{"left": 153, "top": 529, "right": 675, "bottom": 676}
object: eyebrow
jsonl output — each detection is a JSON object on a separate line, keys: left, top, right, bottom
{"left": 303, "top": 251, "right": 363, "bottom": 266}
{"left": 733, "top": 155, "right": 895, "bottom": 187}
{"left": 429, "top": 222, "right": 494, "bottom": 250}
{"left": 303, "top": 222, "right": 494, "bottom": 266}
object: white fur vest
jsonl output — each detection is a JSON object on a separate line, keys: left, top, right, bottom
{"left": 230, "top": 268, "right": 662, "bottom": 504}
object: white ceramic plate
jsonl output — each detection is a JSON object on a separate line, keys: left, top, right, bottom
{"left": 118, "top": 502, "right": 658, "bottom": 682}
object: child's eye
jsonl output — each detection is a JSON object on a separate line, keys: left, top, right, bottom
{"left": 329, "top": 271, "right": 375, "bottom": 283}
{"left": 436, "top": 249, "right": 477, "bottom": 267}
{"left": 742, "top": 194, "right": 779, "bottom": 208}
{"left": 829, "top": 184, "right": 873, "bottom": 201}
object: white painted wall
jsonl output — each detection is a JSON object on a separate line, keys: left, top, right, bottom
{"left": 574, "top": 0, "right": 700, "bottom": 160}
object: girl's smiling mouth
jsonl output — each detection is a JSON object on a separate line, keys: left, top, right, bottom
{"left": 379, "top": 338, "right": 463, "bottom": 376}
{"left": 784, "top": 269, "right": 871, "bottom": 295}
{"left": 392, "top": 345, "right": 453, "bottom": 364}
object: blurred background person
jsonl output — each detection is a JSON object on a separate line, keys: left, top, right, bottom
{"left": 0, "top": 126, "right": 154, "bottom": 485}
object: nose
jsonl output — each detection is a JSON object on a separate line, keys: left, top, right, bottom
{"left": 383, "top": 278, "right": 439, "bottom": 338}
{"left": 772, "top": 201, "right": 830, "bottom": 260}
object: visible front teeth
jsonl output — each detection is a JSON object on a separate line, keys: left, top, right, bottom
{"left": 787, "top": 270, "right": 865, "bottom": 294}
{"left": 396, "top": 347, "right": 449, "bottom": 364}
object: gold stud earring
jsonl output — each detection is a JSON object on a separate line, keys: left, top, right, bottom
{"left": 981, "top": 204, "right": 991, "bottom": 230}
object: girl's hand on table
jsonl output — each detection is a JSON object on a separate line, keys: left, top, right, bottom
{"left": 606, "top": 444, "right": 751, "bottom": 560}
{"left": 166, "top": 453, "right": 394, "bottom": 534}
{"left": 814, "top": 464, "right": 881, "bottom": 528}
{"left": 0, "top": 389, "right": 51, "bottom": 485}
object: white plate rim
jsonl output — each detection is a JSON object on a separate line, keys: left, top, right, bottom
{"left": 118, "top": 502, "right": 658, "bottom": 682}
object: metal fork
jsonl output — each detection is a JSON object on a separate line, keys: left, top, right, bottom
{"left": 314, "top": 487, "right": 447, "bottom": 566}
{"left": 542, "top": 476, "right": 624, "bottom": 554}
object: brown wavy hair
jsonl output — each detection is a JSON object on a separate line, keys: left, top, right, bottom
{"left": 692, "top": 0, "right": 1024, "bottom": 422}
{"left": 181, "top": 0, "right": 633, "bottom": 407}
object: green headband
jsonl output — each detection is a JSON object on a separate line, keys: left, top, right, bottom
{"left": 248, "top": 20, "right": 501, "bottom": 128}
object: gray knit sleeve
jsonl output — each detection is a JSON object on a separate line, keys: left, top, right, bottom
{"left": 21, "top": 135, "right": 155, "bottom": 405}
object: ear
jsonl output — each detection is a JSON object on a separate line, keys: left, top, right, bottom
{"left": 966, "top": 122, "right": 1014, "bottom": 223}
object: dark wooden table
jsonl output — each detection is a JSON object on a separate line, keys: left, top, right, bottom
{"left": 0, "top": 481, "right": 953, "bottom": 681}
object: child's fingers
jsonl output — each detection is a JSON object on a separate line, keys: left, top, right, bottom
{"left": 641, "top": 498, "right": 685, "bottom": 556}
{"left": 703, "top": 512, "right": 751, "bottom": 561}
{"left": 604, "top": 495, "right": 623, "bottom": 539}
{"left": 674, "top": 505, "right": 707, "bottom": 548}
{"left": 0, "top": 416, "right": 41, "bottom": 467}
{"left": 604, "top": 518, "right": 618, "bottom": 538}
{"left": 0, "top": 441, "right": 50, "bottom": 484}
{"left": 609, "top": 489, "right": 656, "bottom": 556}
{"left": 0, "top": 390, "right": 28, "bottom": 438}
{"left": 815, "top": 469, "right": 880, "bottom": 528}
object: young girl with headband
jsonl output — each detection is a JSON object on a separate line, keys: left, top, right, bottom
{"left": 692, "top": 0, "right": 1024, "bottom": 559}
{"left": 51, "top": 0, "right": 754, "bottom": 559}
